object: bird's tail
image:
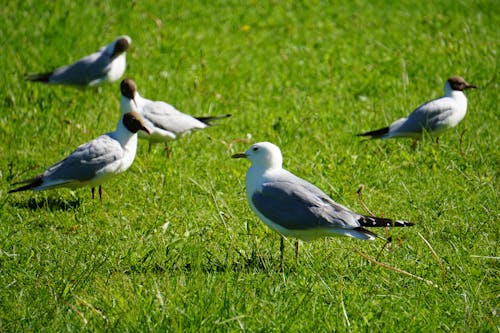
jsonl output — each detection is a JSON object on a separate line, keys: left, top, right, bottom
{"left": 358, "top": 215, "right": 414, "bottom": 228}
{"left": 357, "top": 126, "right": 389, "bottom": 138}
{"left": 195, "top": 114, "right": 231, "bottom": 125}
{"left": 8, "top": 175, "right": 43, "bottom": 193}
{"left": 25, "top": 72, "right": 53, "bottom": 83}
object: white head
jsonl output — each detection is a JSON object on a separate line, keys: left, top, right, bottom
{"left": 232, "top": 142, "right": 283, "bottom": 169}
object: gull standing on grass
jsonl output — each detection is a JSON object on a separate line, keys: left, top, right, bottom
{"left": 357, "top": 76, "right": 476, "bottom": 140}
{"left": 120, "top": 78, "right": 231, "bottom": 157}
{"left": 26, "top": 36, "right": 131, "bottom": 87}
{"left": 9, "top": 111, "right": 150, "bottom": 201}
{"left": 232, "top": 142, "right": 414, "bottom": 264}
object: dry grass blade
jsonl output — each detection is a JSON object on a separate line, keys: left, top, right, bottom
{"left": 357, "top": 185, "right": 376, "bottom": 217}
{"left": 354, "top": 247, "right": 438, "bottom": 287}
{"left": 417, "top": 232, "right": 446, "bottom": 280}
{"left": 64, "top": 300, "right": 88, "bottom": 325}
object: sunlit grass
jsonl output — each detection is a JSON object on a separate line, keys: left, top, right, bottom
{"left": 0, "top": 0, "right": 498, "bottom": 331}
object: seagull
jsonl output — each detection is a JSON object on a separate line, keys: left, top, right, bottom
{"left": 232, "top": 142, "right": 414, "bottom": 263}
{"left": 8, "top": 111, "right": 150, "bottom": 201}
{"left": 26, "top": 36, "right": 131, "bottom": 87}
{"left": 357, "top": 76, "right": 476, "bottom": 140}
{"left": 120, "top": 78, "right": 231, "bottom": 157}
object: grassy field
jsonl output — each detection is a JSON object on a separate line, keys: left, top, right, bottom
{"left": 1, "top": 0, "right": 498, "bottom": 331}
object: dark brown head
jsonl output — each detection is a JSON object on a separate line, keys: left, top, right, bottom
{"left": 447, "top": 76, "right": 476, "bottom": 91}
{"left": 120, "top": 78, "right": 137, "bottom": 99}
{"left": 111, "top": 36, "right": 131, "bottom": 59}
{"left": 122, "top": 111, "right": 150, "bottom": 135}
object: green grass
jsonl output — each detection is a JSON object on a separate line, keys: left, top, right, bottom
{"left": 1, "top": 0, "right": 498, "bottom": 331}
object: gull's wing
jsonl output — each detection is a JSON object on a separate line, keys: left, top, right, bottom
{"left": 49, "top": 49, "right": 111, "bottom": 86}
{"left": 40, "top": 135, "right": 122, "bottom": 188}
{"left": 396, "top": 97, "right": 456, "bottom": 133}
{"left": 141, "top": 101, "right": 207, "bottom": 135}
{"left": 251, "top": 171, "right": 362, "bottom": 231}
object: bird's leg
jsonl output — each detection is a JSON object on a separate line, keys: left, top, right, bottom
{"left": 280, "top": 236, "right": 285, "bottom": 271}
{"left": 148, "top": 142, "right": 152, "bottom": 153}
{"left": 376, "top": 236, "right": 393, "bottom": 260}
{"left": 295, "top": 240, "right": 299, "bottom": 260}
{"left": 91, "top": 187, "right": 95, "bottom": 199}
{"left": 98, "top": 185, "right": 103, "bottom": 203}
{"left": 411, "top": 139, "right": 418, "bottom": 150}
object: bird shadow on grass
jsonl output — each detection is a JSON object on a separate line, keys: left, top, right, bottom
{"left": 121, "top": 249, "right": 288, "bottom": 276}
{"left": 201, "top": 249, "right": 292, "bottom": 274}
{"left": 9, "top": 196, "right": 83, "bottom": 211}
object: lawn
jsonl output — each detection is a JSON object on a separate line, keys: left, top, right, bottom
{"left": 0, "top": 0, "right": 498, "bottom": 331}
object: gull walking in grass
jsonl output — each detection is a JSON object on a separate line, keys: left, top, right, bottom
{"left": 357, "top": 76, "right": 476, "bottom": 141}
{"left": 9, "top": 111, "right": 149, "bottom": 202}
{"left": 120, "top": 78, "right": 231, "bottom": 157}
{"left": 232, "top": 142, "right": 414, "bottom": 264}
{"left": 26, "top": 36, "right": 131, "bottom": 87}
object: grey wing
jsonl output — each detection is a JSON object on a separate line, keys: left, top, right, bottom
{"left": 43, "top": 135, "right": 121, "bottom": 183}
{"left": 142, "top": 102, "right": 207, "bottom": 134}
{"left": 400, "top": 97, "right": 455, "bottom": 133}
{"left": 50, "top": 51, "right": 110, "bottom": 85}
{"left": 251, "top": 174, "right": 362, "bottom": 230}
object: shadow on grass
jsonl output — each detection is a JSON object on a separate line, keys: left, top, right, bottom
{"left": 204, "top": 251, "right": 282, "bottom": 273}
{"left": 119, "top": 250, "right": 287, "bottom": 276}
{"left": 10, "top": 196, "right": 83, "bottom": 211}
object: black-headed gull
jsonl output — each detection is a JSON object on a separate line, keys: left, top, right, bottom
{"left": 120, "top": 78, "right": 230, "bottom": 156}
{"left": 358, "top": 76, "right": 476, "bottom": 140}
{"left": 9, "top": 111, "right": 149, "bottom": 201}
{"left": 232, "top": 142, "right": 414, "bottom": 262}
{"left": 26, "top": 36, "right": 131, "bottom": 87}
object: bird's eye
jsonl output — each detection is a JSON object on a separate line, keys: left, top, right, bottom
{"left": 252, "top": 147, "right": 258, "bottom": 151}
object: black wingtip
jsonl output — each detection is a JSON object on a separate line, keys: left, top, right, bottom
{"left": 390, "top": 220, "right": 414, "bottom": 227}
{"left": 8, "top": 176, "right": 43, "bottom": 193}
{"left": 195, "top": 114, "right": 231, "bottom": 125}
{"left": 358, "top": 215, "right": 415, "bottom": 228}
{"left": 25, "top": 72, "right": 53, "bottom": 83}
{"left": 357, "top": 126, "right": 389, "bottom": 138}
{"left": 353, "top": 227, "right": 379, "bottom": 239}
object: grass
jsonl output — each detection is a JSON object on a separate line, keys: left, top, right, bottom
{"left": 0, "top": 0, "right": 498, "bottom": 331}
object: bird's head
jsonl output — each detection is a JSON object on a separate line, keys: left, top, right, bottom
{"left": 122, "top": 111, "right": 150, "bottom": 135}
{"left": 447, "top": 76, "right": 476, "bottom": 92}
{"left": 232, "top": 142, "right": 283, "bottom": 169}
{"left": 120, "top": 78, "right": 139, "bottom": 112}
{"left": 111, "top": 36, "right": 131, "bottom": 59}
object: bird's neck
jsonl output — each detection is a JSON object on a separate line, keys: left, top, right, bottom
{"left": 134, "top": 92, "right": 146, "bottom": 105}
{"left": 448, "top": 90, "right": 468, "bottom": 108}
{"left": 120, "top": 93, "right": 146, "bottom": 115}
{"left": 110, "top": 127, "right": 138, "bottom": 172}
{"left": 111, "top": 121, "right": 137, "bottom": 148}
{"left": 246, "top": 164, "right": 281, "bottom": 191}
{"left": 120, "top": 96, "right": 135, "bottom": 115}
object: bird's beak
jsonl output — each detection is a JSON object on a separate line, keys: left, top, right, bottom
{"left": 465, "top": 83, "right": 477, "bottom": 89}
{"left": 141, "top": 126, "right": 151, "bottom": 135}
{"left": 231, "top": 153, "right": 247, "bottom": 159}
{"left": 133, "top": 98, "right": 138, "bottom": 108}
